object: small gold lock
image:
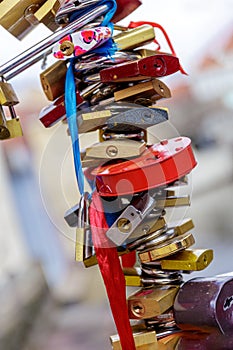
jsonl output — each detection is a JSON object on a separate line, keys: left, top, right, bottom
{"left": 85, "top": 140, "right": 146, "bottom": 160}
{"left": 78, "top": 109, "right": 112, "bottom": 133}
{"left": 114, "top": 79, "right": 171, "bottom": 104}
{"left": 0, "top": 82, "right": 19, "bottom": 106}
{"left": 113, "top": 25, "right": 155, "bottom": 51}
{"left": 0, "top": 0, "right": 46, "bottom": 39}
{"left": 6, "top": 118, "right": 23, "bottom": 138}
{"left": 160, "top": 248, "right": 214, "bottom": 271}
{"left": 0, "top": 105, "right": 10, "bottom": 140}
{"left": 128, "top": 285, "right": 179, "bottom": 320}
{"left": 34, "top": 0, "right": 60, "bottom": 32}
{"left": 40, "top": 60, "right": 67, "bottom": 101}
{"left": 138, "top": 232, "right": 195, "bottom": 263}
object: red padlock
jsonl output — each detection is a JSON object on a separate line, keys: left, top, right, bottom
{"left": 39, "top": 91, "right": 83, "bottom": 127}
{"left": 91, "top": 137, "right": 197, "bottom": 197}
{"left": 100, "top": 55, "right": 180, "bottom": 83}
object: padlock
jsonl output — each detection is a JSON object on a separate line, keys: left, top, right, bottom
{"left": 113, "top": 79, "right": 171, "bottom": 104}
{"left": 113, "top": 25, "right": 155, "bottom": 51}
{"left": 138, "top": 232, "right": 195, "bottom": 263}
{"left": 85, "top": 139, "right": 146, "bottom": 160}
{"left": 40, "top": 60, "right": 67, "bottom": 101}
{"left": 34, "top": 0, "right": 60, "bottom": 32}
{"left": 127, "top": 285, "right": 179, "bottom": 319}
{"left": 129, "top": 216, "right": 167, "bottom": 242}
{"left": 100, "top": 55, "right": 180, "bottom": 83}
{"left": 4, "top": 105, "right": 23, "bottom": 138}
{"left": 128, "top": 218, "right": 194, "bottom": 253}
{"left": 173, "top": 275, "right": 233, "bottom": 334}
{"left": 106, "top": 192, "right": 158, "bottom": 246}
{"left": 6, "top": 118, "right": 23, "bottom": 138}
{"left": 92, "top": 137, "right": 197, "bottom": 197}
{"left": 75, "top": 193, "right": 92, "bottom": 262}
{"left": 78, "top": 109, "right": 112, "bottom": 133}
{"left": 105, "top": 106, "right": 169, "bottom": 131}
{"left": 0, "top": 0, "right": 47, "bottom": 39}
{"left": 159, "top": 248, "right": 213, "bottom": 271}
{"left": 0, "top": 105, "right": 10, "bottom": 140}
{"left": 77, "top": 105, "right": 169, "bottom": 134}
{"left": 176, "top": 331, "right": 233, "bottom": 350}
{"left": 39, "top": 91, "right": 83, "bottom": 127}
{"left": 0, "top": 81, "right": 19, "bottom": 106}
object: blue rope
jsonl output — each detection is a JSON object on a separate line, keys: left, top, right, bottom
{"left": 65, "top": 60, "right": 84, "bottom": 195}
{"left": 65, "top": 0, "right": 117, "bottom": 196}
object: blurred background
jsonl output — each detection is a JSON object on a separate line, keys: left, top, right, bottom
{"left": 0, "top": 0, "right": 233, "bottom": 349}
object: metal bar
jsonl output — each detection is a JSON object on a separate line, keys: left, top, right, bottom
{"left": 0, "top": 4, "right": 108, "bottom": 79}
{"left": 5, "top": 50, "right": 52, "bottom": 81}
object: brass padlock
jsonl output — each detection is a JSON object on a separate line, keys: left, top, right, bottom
{"left": 78, "top": 109, "right": 112, "bottom": 133}
{"left": 127, "top": 285, "right": 179, "bottom": 319}
{"left": 40, "top": 60, "right": 67, "bottom": 101}
{"left": 0, "top": 81, "right": 19, "bottom": 106}
{"left": 113, "top": 25, "right": 155, "bottom": 51}
{"left": 0, "top": 105, "right": 10, "bottom": 140}
{"left": 85, "top": 140, "right": 146, "bottom": 160}
{"left": 113, "top": 79, "right": 171, "bottom": 105}
{"left": 138, "top": 232, "right": 195, "bottom": 263}
{"left": 160, "top": 248, "right": 214, "bottom": 271}
{"left": 34, "top": 0, "right": 60, "bottom": 32}
{"left": 6, "top": 118, "right": 23, "bottom": 138}
{"left": 5, "top": 105, "right": 23, "bottom": 138}
{"left": 0, "top": 0, "right": 47, "bottom": 39}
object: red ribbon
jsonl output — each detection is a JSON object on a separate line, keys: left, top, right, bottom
{"left": 121, "top": 251, "right": 136, "bottom": 268}
{"left": 89, "top": 191, "right": 136, "bottom": 350}
{"left": 128, "top": 20, "right": 188, "bottom": 75}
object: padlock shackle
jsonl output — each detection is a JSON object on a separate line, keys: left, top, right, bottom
{"left": 0, "top": 4, "right": 108, "bottom": 80}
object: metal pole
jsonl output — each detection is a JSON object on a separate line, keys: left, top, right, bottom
{"left": 0, "top": 4, "right": 108, "bottom": 79}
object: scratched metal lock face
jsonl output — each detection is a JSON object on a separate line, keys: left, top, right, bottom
{"left": 174, "top": 276, "right": 233, "bottom": 334}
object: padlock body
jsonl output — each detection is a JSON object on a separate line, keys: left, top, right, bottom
{"left": 0, "top": 82, "right": 19, "bottom": 106}
{"left": 174, "top": 276, "right": 233, "bottom": 334}
{"left": 6, "top": 118, "right": 23, "bottom": 138}
{"left": 0, "top": 0, "right": 46, "bottom": 39}
{"left": 40, "top": 61, "right": 67, "bottom": 101}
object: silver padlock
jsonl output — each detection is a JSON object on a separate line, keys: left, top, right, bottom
{"left": 106, "top": 192, "right": 157, "bottom": 246}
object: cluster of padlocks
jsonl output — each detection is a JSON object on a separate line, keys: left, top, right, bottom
{"left": 1, "top": 1, "right": 233, "bottom": 349}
